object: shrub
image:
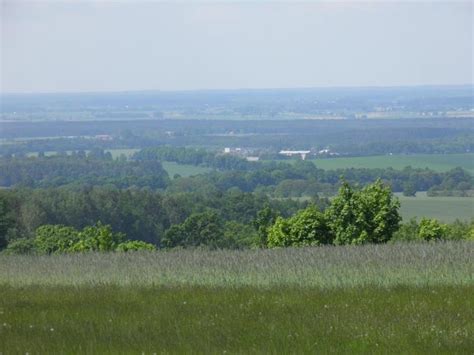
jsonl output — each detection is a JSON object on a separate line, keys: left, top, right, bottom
{"left": 116, "top": 240, "right": 156, "bottom": 252}
{"left": 35, "top": 225, "right": 80, "bottom": 254}
{"left": 267, "top": 205, "right": 331, "bottom": 247}
{"left": 3, "top": 238, "right": 36, "bottom": 254}
{"left": 162, "top": 212, "right": 224, "bottom": 249}
{"left": 70, "top": 223, "right": 125, "bottom": 252}
{"left": 418, "top": 218, "right": 448, "bottom": 241}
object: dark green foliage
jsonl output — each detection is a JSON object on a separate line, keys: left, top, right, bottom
{"left": 3, "top": 238, "right": 35, "bottom": 254}
{"left": 162, "top": 212, "right": 224, "bottom": 249}
{"left": 0, "top": 154, "right": 170, "bottom": 189}
{"left": 267, "top": 205, "right": 331, "bottom": 247}
{"left": 253, "top": 205, "right": 279, "bottom": 247}
{"left": 134, "top": 146, "right": 253, "bottom": 171}
{"left": 0, "top": 187, "right": 306, "bottom": 248}
{"left": 327, "top": 180, "right": 401, "bottom": 245}
{"left": 402, "top": 182, "right": 417, "bottom": 196}
{"left": 222, "top": 221, "right": 259, "bottom": 249}
{"left": 0, "top": 196, "right": 13, "bottom": 250}
{"left": 35, "top": 225, "right": 80, "bottom": 254}
{"left": 164, "top": 160, "right": 472, "bottom": 196}
{"left": 391, "top": 218, "right": 420, "bottom": 242}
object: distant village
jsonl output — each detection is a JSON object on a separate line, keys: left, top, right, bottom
{"left": 223, "top": 147, "right": 340, "bottom": 161}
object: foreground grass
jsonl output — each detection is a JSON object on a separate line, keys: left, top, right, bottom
{"left": 1, "top": 242, "right": 472, "bottom": 288}
{"left": 1, "top": 242, "right": 472, "bottom": 353}
{"left": 1, "top": 285, "right": 472, "bottom": 353}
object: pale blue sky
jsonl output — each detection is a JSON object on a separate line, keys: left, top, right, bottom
{"left": 1, "top": 1, "right": 473, "bottom": 93}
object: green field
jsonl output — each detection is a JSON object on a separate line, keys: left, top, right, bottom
{"left": 1, "top": 242, "right": 472, "bottom": 353}
{"left": 2, "top": 285, "right": 472, "bottom": 353}
{"left": 397, "top": 192, "right": 474, "bottom": 222}
{"left": 162, "top": 161, "right": 213, "bottom": 177}
{"left": 310, "top": 153, "right": 474, "bottom": 174}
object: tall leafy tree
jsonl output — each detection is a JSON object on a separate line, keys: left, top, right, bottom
{"left": 327, "top": 179, "right": 401, "bottom": 245}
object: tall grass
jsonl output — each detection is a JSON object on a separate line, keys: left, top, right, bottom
{"left": 1, "top": 241, "right": 472, "bottom": 288}
{"left": 2, "top": 285, "right": 473, "bottom": 353}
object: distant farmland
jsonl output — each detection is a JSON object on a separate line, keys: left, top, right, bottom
{"left": 397, "top": 192, "right": 474, "bottom": 222}
{"left": 310, "top": 153, "right": 474, "bottom": 174}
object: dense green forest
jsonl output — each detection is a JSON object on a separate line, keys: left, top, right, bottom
{"left": 1, "top": 179, "right": 472, "bottom": 254}
{"left": 1, "top": 144, "right": 472, "bottom": 254}
{"left": 1, "top": 150, "right": 472, "bottom": 196}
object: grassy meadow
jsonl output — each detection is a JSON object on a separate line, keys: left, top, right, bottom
{"left": 1, "top": 242, "right": 473, "bottom": 353}
{"left": 162, "top": 161, "right": 213, "bottom": 178}
{"left": 311, "top": 153, "right": 474, "bottom": 174}
{"left": 397, "top": 192, "right": 474, "bottom": 222}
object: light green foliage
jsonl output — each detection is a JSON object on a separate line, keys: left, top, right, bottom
{"left": 267, "top": 205, "right": 331, "bottom": 247}
{"left": 70, "top": 223, "right": 124, "bottom": 252}
{"left": 162, "top": 211, "right": 224, "bottom": 249}
{"left": 418, "top": 218, "right": 448, "bottom": 241}
{"left": 392, "top": 217, "right": 473, "bottom": 242}
{"left": 116, "top": 240, "right": 156, "bottom": 252}
{"left": 327, "top": 180, "right": 401, "bottom": 245}
{"left": 34, "top": 225, "right": 80, "bottom": 254}
{"left": 33, "top": 223, "right": 126, "bottom": 253}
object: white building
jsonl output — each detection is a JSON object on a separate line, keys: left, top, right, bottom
{"left": 279, "top": 150, "right": 311, "bottom": 160}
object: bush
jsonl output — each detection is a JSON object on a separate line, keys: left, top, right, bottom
{"left": 33, "top": 223, "right": 126, "bottom": 254}
{"left": 391, "top": 218, "right": 419, "bottom": 242}
{"left": 3, "top": 238, "right": 36, "bottom": 254}
{"left": 418, "top": 218, "right": 448, "bottom": 241}
{"left": 162, "top": 212, "right": 224, "bottom": 249}
{"left": 70, "top": 223, "right": 125, "bottom": 252}
{"left": 116, "top": 240, "right": 156, "bottom": 252}
{"left": 35, "top": 225, "right": 80, "bottom": 254}
{"left": 267, "top": 206, "right": 331, "bottom": 247}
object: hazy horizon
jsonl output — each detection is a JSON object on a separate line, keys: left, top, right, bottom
{"left": 2, "top": 1, "right": 473, "bottom": 94}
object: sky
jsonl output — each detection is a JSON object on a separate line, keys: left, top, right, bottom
{"left": 1, "top": 0, "right": 473, "bottom": 93}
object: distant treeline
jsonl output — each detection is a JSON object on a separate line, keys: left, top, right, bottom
{"left": 0, "top": 187, "right": 309, "bottom": 249}
{"left": 1, "top": 117, "right": 473, "bottom": 156}
{"left": 1, "top": 150, "right": 472, "bottom": 196}
{"left": 0, "top": 150, "right": 169, "bottom": 189}
{"left": 1, "top": 181, "right": 472, "bottom": 254}
{"left": 134, "top": 146, "right": 253, "bottom": 170}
